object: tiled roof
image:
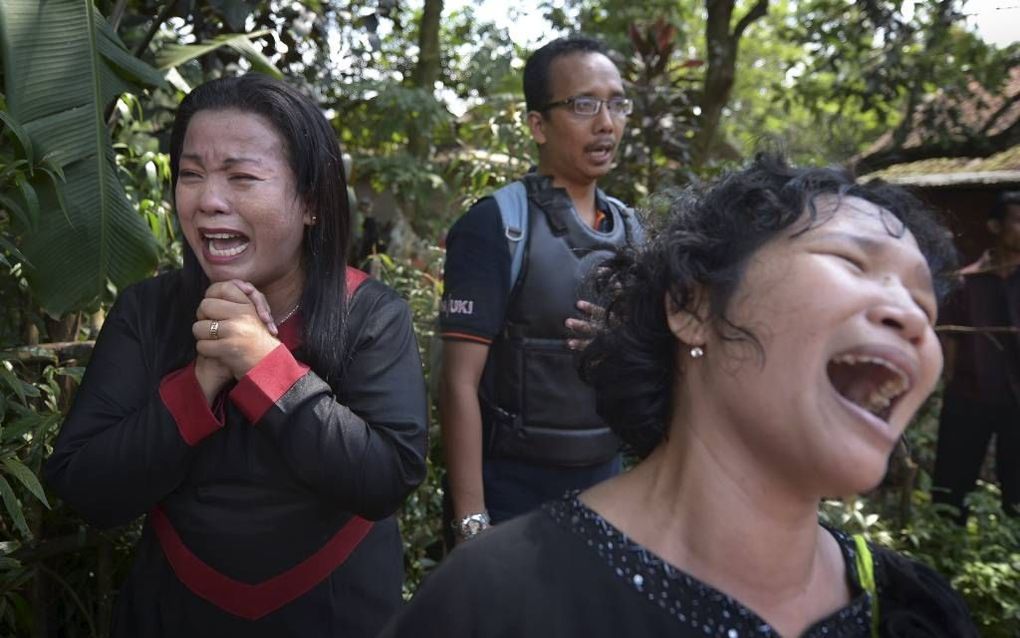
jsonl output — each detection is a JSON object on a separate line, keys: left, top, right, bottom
{"left": 867, "top": 144, "right": 1020, "bottom": 186}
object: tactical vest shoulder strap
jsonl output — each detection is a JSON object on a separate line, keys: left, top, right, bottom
{"left": 492, "top": 181, "right": 529, "bottom": 292}
{"left": 603, "top": 193, "right": 628, "bottom": 211}
{"left": 494, "top": 183, "right": 642, "bottom": 290}
{"left": 600, "top": 192, "right": 644, "bottom": 246}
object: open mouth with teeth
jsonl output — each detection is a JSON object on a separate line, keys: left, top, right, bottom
{"left": 585, "top": 142, "right": 615, "bottom": 162}
{"left": 826, "top": 353, "right": 910, "bottom": 422}
{"left": 202, "top": 231, "right": 250, "bottom": 258}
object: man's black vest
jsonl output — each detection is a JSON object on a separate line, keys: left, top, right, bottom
{"left": 481, "top": 174, "right": 640, "bottom": 467}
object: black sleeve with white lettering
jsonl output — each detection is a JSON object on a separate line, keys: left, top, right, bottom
{"left": 439, "top": 198, "right": 510, "bottom": 343}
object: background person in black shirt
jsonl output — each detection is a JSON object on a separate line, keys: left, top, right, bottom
{"left": 932, "top": 190, "right": 1020, "bottom": 521}
{"left": 438, "top": 36, "right": 641, "bottom": 545}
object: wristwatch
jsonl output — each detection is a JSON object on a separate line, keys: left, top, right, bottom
{"left": 452, "top": 511, "right": 491, "bottom": 540}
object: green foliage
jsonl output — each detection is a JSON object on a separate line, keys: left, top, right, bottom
{"left": 0, "top": 0, "right": 163, "bottom": 316}
{"left": 0, "top": 101, "right": 69, "bottom": 352}
{"left": 110, "top": 94, "right": 179, "bottom": 272}
{"left": 155, "top": 30, "right": 283, "bottom": 80}
{"left": 0, "top": 349, "right": 87, "bottom": 634}
{"left": 716, "top": 0, "right": 871, "bottom": 164}
{"left": 817, "top": 393, "right": 1020, "bottom": 635}
{"left": 785, "top": 0, "right": 1020, "bottom": 167}
{"left": 360, "top": 249, "right": 447, "bottom": 598}
{"left": 821, "top": 483, "right": 1020, "bottom": 636}
{"left": 0, "top": 357, "right": 67, "bottom": 541}
{"left": 605, "top": 19, "right": 702, "bottom": 203}
{"left": 545, "top": 0, "right": 697, "bottom": 53}
{"left": 330, "top": 11, "right": 528, "bottom": 235}
{"left": 0, "top": 107, "right": 68, "bottom": 257}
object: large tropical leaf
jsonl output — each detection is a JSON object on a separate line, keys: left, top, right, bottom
{"left": 0, "top": 0, "right": 164, "bottom": 315}
{"left": 155, "top": 30, "right": 283, "bottom": 79}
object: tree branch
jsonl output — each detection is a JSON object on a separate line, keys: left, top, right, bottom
{"left": 7, "top": 529, "right": 109, "bottom": 565}
{"left": 2, "top": 341, "right": 95, "bottom": 364}
{"left": 979, "top": 90, "right": 1020, "bottom": 136}
{"left": 877, "top": 0, "right": 956, "bottom": 162}
{"left": 890, "top": 87, "right": 921, "bottom": 150}
{"left": 105, "top": 1, "right": 179, "bottom": 126}
{"left": 109, "top": 0, "right": 129, "bottom": 32}
{"left": 733, "top": 0, "right": 768, "bottom": 40}
{"left": 133, "top": 0, "right": 178, "bottom": 58}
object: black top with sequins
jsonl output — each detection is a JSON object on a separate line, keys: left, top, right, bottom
{"left": 380, "top": 493, "right": 977, "bottom": 638}
{"left": 545, "top": 492, "right": 874, "bottom": 637}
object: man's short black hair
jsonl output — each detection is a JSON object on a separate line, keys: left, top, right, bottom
{"left": 990, "top": 190, "right": 1020, "bottom": 221}
{"left": 523, "top": 36, "right": 610, "bottom": 113}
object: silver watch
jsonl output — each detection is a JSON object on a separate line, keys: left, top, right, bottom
{"left": 453, "top": 511, "right": 491, "bottom": 540}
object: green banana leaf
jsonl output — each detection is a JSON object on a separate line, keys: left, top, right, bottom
{"left": 155, "top": 30, "right": 283, "bottom": 79}
{"left": 0, "top": 0, "right": 164, "bottom": 316}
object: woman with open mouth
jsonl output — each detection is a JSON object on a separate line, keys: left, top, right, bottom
{"left": 381, "top": 154, "right": 975, "bottom": 637}
{"left": 45, "top": 74, "right": 428, "bottom": 637}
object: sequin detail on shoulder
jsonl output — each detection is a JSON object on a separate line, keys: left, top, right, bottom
{"left": 543, "top": 492, "right": 874, "bottom": 638}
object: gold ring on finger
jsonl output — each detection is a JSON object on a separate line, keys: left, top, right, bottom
{"left": 209, "top": 320, "right": 220, "bottom": 340}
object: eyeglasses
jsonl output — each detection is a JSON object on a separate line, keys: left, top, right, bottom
{"left": 541, "top": 96, "right": 634, "bottom": 117}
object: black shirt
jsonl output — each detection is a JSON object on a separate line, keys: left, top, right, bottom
{"left": 439, "top": 197, "right": 511, "bottom": 343}
{"left": 941, "top": 254, "right": 1020, "bottom": 406}
{"left": 45, "top": 269, "right": 428, "bottom": 637}
{"left": 380, "top": 494, "right": 976, "bottom": 638}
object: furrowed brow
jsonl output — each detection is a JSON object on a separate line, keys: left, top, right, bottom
{"left": 178, "top": 154, "right": 263, "bottom": 167}
{"left": 221, "top": 157, "right": 263, "bottom": 167}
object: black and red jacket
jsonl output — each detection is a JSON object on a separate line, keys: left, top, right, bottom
{"left": 45, "top": 268, "right": 428, "bottom": 637}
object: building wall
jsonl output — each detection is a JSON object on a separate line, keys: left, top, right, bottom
{"left": 915, "top": 185, "right": 1016, "bottom": 265}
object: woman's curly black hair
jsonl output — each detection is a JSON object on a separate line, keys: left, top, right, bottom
{"left": 579, "top": 153, "right": 959, "bottom": 458}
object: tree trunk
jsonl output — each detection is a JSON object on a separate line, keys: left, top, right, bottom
{"left": 408, "top": 0, "right": 444, "bottom": 160}
{"left": 692, "top": 0, "right": 768, "bottom": 168}
{"left": 44, "top": 313, "right": 81, "bottom": 343}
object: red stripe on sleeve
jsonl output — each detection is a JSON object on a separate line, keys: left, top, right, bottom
{"left": 229, "top": 344, "right": 310, "bottom": 424}
{"left": 441, "top": 331, "right": 493, "bottom": 345}
{"left": 159, "top": 361, "right": 225, "bottom": 446}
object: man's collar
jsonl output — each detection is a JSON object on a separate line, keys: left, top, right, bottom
{"left": 521, "top": 172, "right": 609, "bottom": 211}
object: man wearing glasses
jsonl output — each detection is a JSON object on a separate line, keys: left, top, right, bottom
{"left": 439, "top": 36, "right": 643, "bottom": 546}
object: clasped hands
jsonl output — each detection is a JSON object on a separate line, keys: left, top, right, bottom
{"left": 192, "top": 280, "right": 283, "bottom": 404}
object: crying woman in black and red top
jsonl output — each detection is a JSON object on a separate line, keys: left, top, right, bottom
{"left": 45, "top": 74, "right": 428, "bottom": 637}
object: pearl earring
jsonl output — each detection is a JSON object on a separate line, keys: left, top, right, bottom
{"left": 689, "top": 346, "right": 704, "bottom": 359}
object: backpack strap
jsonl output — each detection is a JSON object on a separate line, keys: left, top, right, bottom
{"left": 602, "top": 193, "right": 628, "bottom": 211}
{"left": 853, "top": 533, "right": 880, "bottom": 638}
{"left": 492, "top": 181, "right": 529, "bottom": 293}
